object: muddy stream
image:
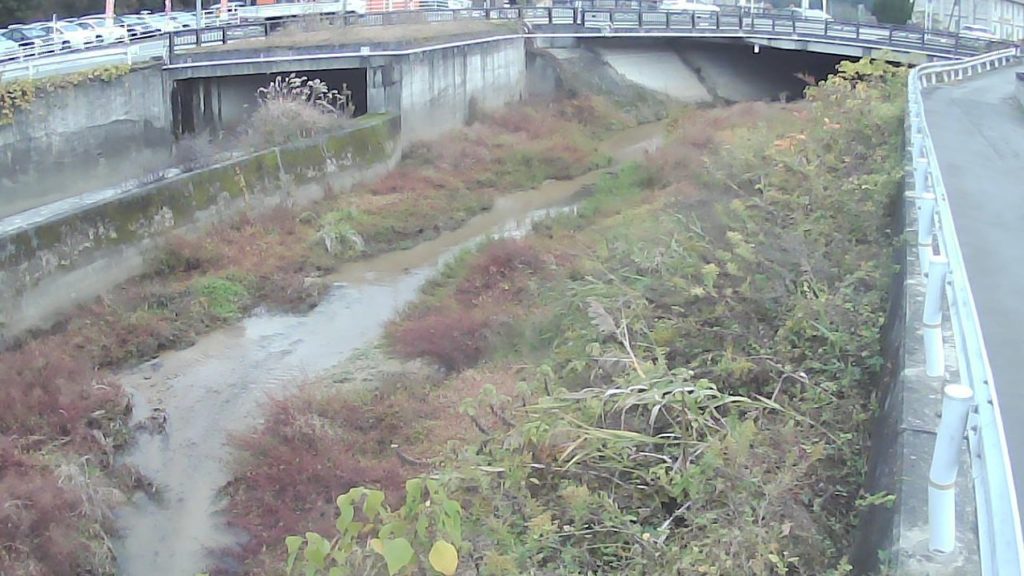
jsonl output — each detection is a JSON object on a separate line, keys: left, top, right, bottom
{"left": 112, "top": 122, "right": 666, "bottom": 575}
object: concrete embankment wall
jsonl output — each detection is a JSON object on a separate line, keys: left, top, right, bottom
{"left": 171, "top": 35, "right": 527, "bottom": 143}
{"left": 0, "top": 65, "right": 171, "bottom": 187}
{"left": 582, "top": 38, "right": 846, "bottom": 104}
{"left": 0, "top": 35, "right": 529, "bottom": 342}
{"left": 398, "top": 36, "right": 526, "bottom": 142}
{"left": 0, "top": 114, "right": 400, "bottom": 343}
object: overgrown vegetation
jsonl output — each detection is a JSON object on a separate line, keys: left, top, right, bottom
{"left": 225, "top": 59, "right": 906, "bottom": 574}
{"left": 0, "top": 95, "right": 624, "bottom": 575}
{"left": 0, "top": 64, "right": 130, "bottom": 125}
{"left": 249, "top": 73, "right": 355, "bottom": 146}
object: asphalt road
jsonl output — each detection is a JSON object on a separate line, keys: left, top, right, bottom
{"left": 923, "top": 63, "right": 1024, "bottom": 519}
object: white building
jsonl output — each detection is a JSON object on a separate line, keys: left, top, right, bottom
{"left": 914, "top": 0, "right": 1024, "bottom": 40}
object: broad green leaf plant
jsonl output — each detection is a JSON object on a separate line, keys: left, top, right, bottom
{"left": 285, "top": 479, "right": 463, "bottom": 576}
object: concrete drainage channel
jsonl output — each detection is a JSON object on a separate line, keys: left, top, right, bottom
{"left": 111, "top": 121, "right": 666, "bottom": 576}
{"left": 3, "top": 30, "right": 1018, "bottom": 575}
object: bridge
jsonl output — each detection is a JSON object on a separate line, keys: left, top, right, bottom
{"left": 0, "top": 4, "right": 1019, "bottom": 82}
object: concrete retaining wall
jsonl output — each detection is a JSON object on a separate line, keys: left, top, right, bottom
{"left": 381, "top": 36, "right": 526, "bottom": 141}
{"left": 0, "top": 114, "right": 401, "bottom": 343}
{"left": 171, "top": 36, "right": 527, "bottom": 143}
{"left": 0, "top": 65, "right": 171, "bottom": 186}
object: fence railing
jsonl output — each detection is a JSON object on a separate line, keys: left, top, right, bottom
{"left": 4, "top": 3, "right": 1018, "bottom": 79}
{"left": 908, "top": 46, "right": 1024, "bottom": 574}
{"left": 162, "top": 6, "right": 1015, "bottom": 63}
{"left": 0, "top": 38, "right": 166, "bottom": 82}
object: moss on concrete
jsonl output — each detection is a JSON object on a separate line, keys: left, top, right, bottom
{"left": 0, "top": 114, "right": 399, "bottom": 307}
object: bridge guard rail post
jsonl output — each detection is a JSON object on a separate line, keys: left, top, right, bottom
{"left": 922, "top": 255, "right": 948, "bottom": 377}
{"left": 930, "top": 384, "right": 976, "bottom": 554}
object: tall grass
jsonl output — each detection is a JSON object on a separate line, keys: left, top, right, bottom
{"left": 260, "top": 59, "right": 907, "bottom": 576}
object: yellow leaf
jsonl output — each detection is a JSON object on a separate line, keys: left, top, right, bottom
{"left": 428, "top": 540, "right": 459, "bottom": 576}
{"left": 369, "top": 538, "right": 384, "bottom": 554}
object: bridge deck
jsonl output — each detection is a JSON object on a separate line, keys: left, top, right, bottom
{"left": 923, "top": 63, "right": 1024, "bottom": 523}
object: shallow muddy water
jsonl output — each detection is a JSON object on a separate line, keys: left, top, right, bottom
{"left": 112, "top": 122, "right": 665, "bottom": 576}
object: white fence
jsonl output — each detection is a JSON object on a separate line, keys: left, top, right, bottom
{"left": 0, "top": 8, "right": 239, "bottom": 81}
{"left": 909, "top": 46, "right": 1024, "bottom": 574}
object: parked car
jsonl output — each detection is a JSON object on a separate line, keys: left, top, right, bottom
{"left": 167, "top": 12, "right": 198, "bottom": 29}
{"left": 80, "top": 15, "right": 160, "bottom": 39}
{"left": 207, "top": 1, "right": 245, "bottom": 11}
{"left": 27, "top": 22, "right": 95, "bottom": 50}
{"left": 136, "top": 12, "right": 188, "bottom": 32}
{"left": 0, "top": 26, "right": 53, "bottom": 56}
{"left": 0, "top": 35, "right": 20, "bottom": 62}
{"left": 116, "top": 14, "right": 167, "bottom": 34}
{"left": 69, "top": 19, "right": 129, "bottom": 44}
{"left": 776, "top": 6, "right": 833, "bottom": 19}
{"left": 659, "top": 0, "right": 721, "bottom": 11}
{"left": 960, "top": 23, "right": 999, "bottom": 40}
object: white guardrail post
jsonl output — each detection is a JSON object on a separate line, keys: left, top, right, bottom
{"left": 930, "top": 384, "right": 975, "bottom": 553}
{"left": 911, "top": 46, "right": 1024, "bottom": 574}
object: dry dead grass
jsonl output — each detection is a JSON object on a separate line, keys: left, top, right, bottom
{"left": 196, "top": 20, "right": 517, "bottom": 53}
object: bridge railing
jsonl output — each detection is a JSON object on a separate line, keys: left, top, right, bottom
{"left": 3, "top": 4, "right": 1016, "bottom": 77}
{"left": 161, "top": 6, "right": 1014, "bottom": 64}
{"left": 908, "top": 46, "right": 1024, "bottom": 574}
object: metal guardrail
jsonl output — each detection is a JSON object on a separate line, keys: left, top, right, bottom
{"left": 909, "top": 46, "right": 1024, "bottom": 574}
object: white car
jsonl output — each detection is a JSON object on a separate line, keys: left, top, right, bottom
{"left": 778, "top": 7, "right": 833, "bottom": 19}
{"left": 28, "top": 22, "right": 95, "bottom": 50}
{"left": 1, "top": 26, "right": 53, "bottom": 56}
{"left": 659, "top": 0, "right": 721, "bottom": 11}
{"left": 70, "top": 19, "right": 129, "bottom": 44}
{"left": 0, "top": 35, "right": 20, "bottom": 62}
{"left": 133, "top": 14, "right": 185, "bottom": 33}
{"left": 167, "top": 13, "right": 198, "bottom": 29}
{"left": 960, "top": 24, "right": 999, "bottom": 40}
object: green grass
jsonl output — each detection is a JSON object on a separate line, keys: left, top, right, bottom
{"left": 192, "top": 276, "right": 250, "bottom": 320}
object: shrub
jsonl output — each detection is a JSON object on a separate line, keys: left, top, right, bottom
{"left": 0, "top": 341, "right": 120, "bottom": 444}
{"left": 389, "top": 309, "right": 491, "bottom": 372}
{"left": 455, "top": 239, "right": 543, "bottom": 305}
{"left": 248, "top": 74, "right": 353, "bottom": 147}
{"left": 226, "top": 398, "right": 406, "bottom": 569}
{"left": 191, "top": 276, "right": 250, "bottom": 320}
{"left": 316, "top": 210, "right": 366, "bottom": 258}
{"left": 153, "top": 234, "right": 220, "bottom": 276}
{"left": 0, "top": 439, "right": 94, "bottom": 576}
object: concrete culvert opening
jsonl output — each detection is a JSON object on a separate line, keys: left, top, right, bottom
{"left": 542, "top": 38, "right": 848, "bottom": 107}
{"left": 172, "top": 67, "right": 369, "bottom": 138}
